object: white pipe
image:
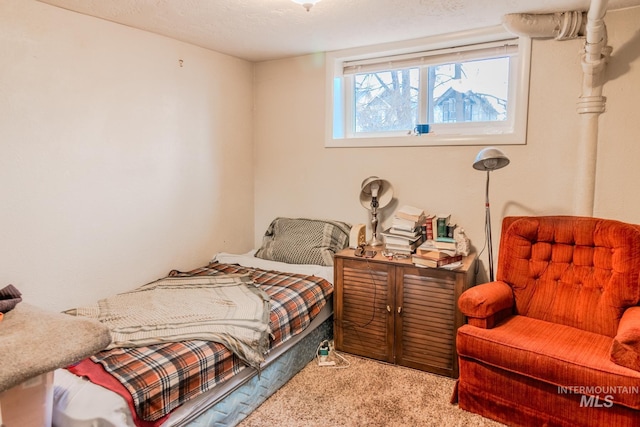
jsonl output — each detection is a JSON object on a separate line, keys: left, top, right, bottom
{"left": 582, "top": 0, "right": 609, "bottom": 99}
{"left": 574, "top": 0, "right": 610, "bottom": 216}
{"left": 503, "top": 0, "right": 610, "bottom": 217}
{"left": 573, "top": 114, "right": 600, "bottom": 216}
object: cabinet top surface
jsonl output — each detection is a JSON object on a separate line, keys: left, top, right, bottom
{"left": 335, "top": 247, "right": 476, "bottom": 273}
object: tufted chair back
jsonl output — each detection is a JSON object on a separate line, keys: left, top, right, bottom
{"left": 497, "top": 216, "right": 640, "bottom": 337}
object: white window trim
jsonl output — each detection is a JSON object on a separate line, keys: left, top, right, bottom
{"left": 325, "top": 26, "right": 532, "bottom": 148}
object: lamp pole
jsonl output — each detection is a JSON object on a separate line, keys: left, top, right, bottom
{"left": 369, "top": 194, "right": 383, "bottom": 246}
{"left": 485, "top": 170, "right": 495, "bottom": 282}
{"left": 473, "top": 147, "right": 510, "bottom": 283}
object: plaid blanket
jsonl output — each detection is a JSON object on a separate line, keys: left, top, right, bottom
{"left": 70, "top": 262, "right": 333, "bottom": 423}
{"left": 67, "top": 274, "right": 271, "bottom": 369}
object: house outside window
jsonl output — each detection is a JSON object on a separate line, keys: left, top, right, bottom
{"left": 325, "top": 27, "right": 531, "bottom": 148}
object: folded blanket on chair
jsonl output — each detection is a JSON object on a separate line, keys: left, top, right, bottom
{"left": 65, "top": 274, "right": 271, "bottom": 369}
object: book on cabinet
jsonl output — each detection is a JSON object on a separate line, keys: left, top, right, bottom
{"left": 386, "top": 226, "right": 420, "bottom": 239}
{"left": 423, "top": 215, "right": 436, "bottom": 240}
{"left": 395, "top": 205, "right": 425, "bottom": 222}
{"left": 415, "top": 250, "right": 455, "bottom": 260}
{"left": 417, "top": 239, "right": 457, "bottom": 253}
{"left": 391, "top": 216, "right": 422, "bottom": 232}
{"left": 436, "top": 214, "right": 452, "bottom": 239}
{"left": 382, "top": 228, "right": 423, "bottom": 254}
{"left": 412, "top": 254, "right": 463, "bottom": 268}
{"left": 381, "top": 228, "right": 422, "bottom": 243}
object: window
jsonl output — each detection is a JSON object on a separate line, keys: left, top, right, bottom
{"left": 325, "top": 27, "right": 531, "bottom": 147}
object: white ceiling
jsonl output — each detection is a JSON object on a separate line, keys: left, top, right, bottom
{"left": 36, "top": 0, "right": 640, "bottom": 62}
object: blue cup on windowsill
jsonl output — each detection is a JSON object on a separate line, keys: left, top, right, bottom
{"left": 414, "top": 124, "right": 430, "bottom": 135}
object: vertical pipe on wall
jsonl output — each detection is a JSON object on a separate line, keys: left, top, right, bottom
{"left": 574, "top": 0, "right": 610, "bottom": 216}
{"left": 503, "top": 0, "right": 611, "bottom": 217}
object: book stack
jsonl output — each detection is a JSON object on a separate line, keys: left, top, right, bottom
{"left": 381, "top": 229, "right": 423, "bottom": 255}
{"left": 382, "top": 205, "right": 427, "bottom": 255}
{"left": 422, "top": 214, "right": 436, "bottom": 240}
{"left": 412, "top": 239, "right": 463, "bottom": 268}
{"left": 392, "top": 205, "right": 426, "bottom": 231}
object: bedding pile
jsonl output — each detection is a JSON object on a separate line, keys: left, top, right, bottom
{"left": 66, "top": 273, "right": 271, "bottom": 369}
{"left": 65, "top": 262, "right": 333, "bottom": 425}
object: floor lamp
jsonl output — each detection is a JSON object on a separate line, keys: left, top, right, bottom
{"left": 473, "top": 147, "right": 510, "bottom": 282}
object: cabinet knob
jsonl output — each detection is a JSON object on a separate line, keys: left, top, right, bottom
{"left": 397, "top": 306, "right": 402, "bottom": 315}
{"left": 386, "top": 305, "right": 391, "bottom": 313}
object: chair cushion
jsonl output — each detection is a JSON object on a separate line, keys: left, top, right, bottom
{"left": 457, "top": 315, "right": 640, "bottom": 409}
{"left": 498, "top": 216, "right": 640, "bottom": 337}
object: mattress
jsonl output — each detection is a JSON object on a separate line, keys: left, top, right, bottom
{"left": 53, "top": 252, "right": 334, "bottom": 427}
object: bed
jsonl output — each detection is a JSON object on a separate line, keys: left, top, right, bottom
{"left": 52, "top": 218, "right": 350, "bottom": 427}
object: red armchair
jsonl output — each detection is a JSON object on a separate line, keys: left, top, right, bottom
{"left": 453, "top": 216, "right": 640, "bottom": 427}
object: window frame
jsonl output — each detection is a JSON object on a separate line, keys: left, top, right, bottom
{"left": 325, "top": 26, "right": 532, "bottom": 148}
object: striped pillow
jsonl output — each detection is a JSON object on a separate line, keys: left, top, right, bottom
{"left": 255, "top": 218, "right": 351, "bottom": 266}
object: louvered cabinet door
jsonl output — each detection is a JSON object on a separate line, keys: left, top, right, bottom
{"left": 395, "top": 266, "right": 459, "bottom": 377}
{"left": 333, "top": 257, "right": 395, "bottom": 363}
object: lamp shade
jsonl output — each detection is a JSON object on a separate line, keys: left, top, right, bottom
{"left": 473, "top": 147, "right": 510, "bottom": 171}
{"left": 359, "top": 176, "right": 393, "bottom": 210}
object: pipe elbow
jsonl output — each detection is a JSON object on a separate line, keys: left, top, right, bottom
{"left": 502, "top": 13, "right": 561, "bottom": 38}
{"left": 502, "top": 11, "right": 586, "bottom": 40}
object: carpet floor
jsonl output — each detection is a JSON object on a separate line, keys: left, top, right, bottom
{"left": 237, "top": 353, "right": 506, "bottom": 427}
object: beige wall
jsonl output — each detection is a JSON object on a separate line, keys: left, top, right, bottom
{"left": 2, "top": 1, "right": 639, "bottom": 311}
{"left": 596, "top": 8, "right": 640, "bottom": 221}
{"left": 253, "top": 6, "right": 640, "bottom": 282}
{"left": 0, "top": 0, "right": 254, "bottom": 311}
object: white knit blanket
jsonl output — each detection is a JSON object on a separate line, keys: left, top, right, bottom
{"left": 66, "top": 274, "right": 271, "bottom": 369}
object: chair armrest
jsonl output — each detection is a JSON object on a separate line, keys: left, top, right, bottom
{"left": 458, "top": 281, "right": 514, "bottom": 329}
{"left": 610, "top": 306, "right": 640, "bottom": 372}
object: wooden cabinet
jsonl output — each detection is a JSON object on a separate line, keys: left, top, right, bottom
{"left": 333, "top": 248, "right": 475, "bottom": 378}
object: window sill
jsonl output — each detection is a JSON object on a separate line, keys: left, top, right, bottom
{"left": 325, "top": 131, "right": 526, "bottom": 148}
